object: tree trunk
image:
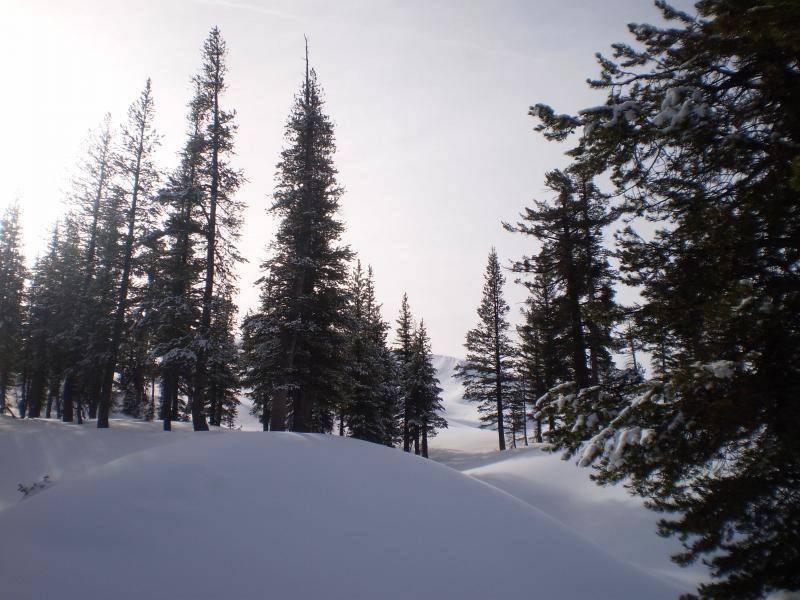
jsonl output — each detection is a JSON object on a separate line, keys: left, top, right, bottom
{"left": 86, "top": 375, "right": 101, "bottom": 419}
{"left": 0, "top": 369, "right": 7, "bottom": 415}
{"left": 161, "top": 370, "right": 175, "bottom": 432}
{"left": 492, "top": 289, "right": 506, "bottom": 451}
{"left": 27, "top": 370, "right": 45, "bottom": 418}
{"left": 522, "top": 399, "right": 529, "bottom": 446}
{"left": 98, "top": 105, "right": 148, "bottom": 429}
{"left": 271, "top": 389, "right": 288, "bottom": 431}
{"left": 421, "top": 420, "right": 429, "bottom": 458}
{"left": 45, "top": 379, "right": 58, "bottom": 418}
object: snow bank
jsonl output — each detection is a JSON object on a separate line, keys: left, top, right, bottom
{"left": 1, "top": 423, "right": 676, "bottom": 600}
{"left": 427, "top": 356, "right": 707, "bottom": 593}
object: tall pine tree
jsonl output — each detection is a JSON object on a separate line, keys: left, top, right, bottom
{"left": 248, "top": 41, "right": 351, "bottom": 432}
{"left": 0, "top": 203, "right": 27, "bottom": 413}
{"left": 97, "top": 79, "right": 159, "bottom": 428}
{"left": 191, "top": 27, "right": 244, "bottom": 432}
{"left": 454, "top": 248, "right": 515, "bottom": 451}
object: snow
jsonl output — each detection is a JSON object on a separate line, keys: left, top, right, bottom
{"left": 0, "top": 355, "right": 709, "bottom": 598}
{"left": 704, "top": 360, "right": 735, "bottom": 379}
{"left": 427, "top": 356, "right": 708, "bottom": 593}
{"left": 0, "top": 418, "right": 678, "bottom": 600}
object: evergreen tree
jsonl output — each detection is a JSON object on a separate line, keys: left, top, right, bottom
{"left": 394, "top": 293, "right": 415, "bottom": 452}
{"left": 249, "top": 42, "right": 351, "bottom": 433}
{"left": 147, "top": 82, "right": 207, "bottom": 432}
{"left": 191, "top": 27, "right": 244, "bottom": 432}
{"left": 505, "top": 167, "right": 620, "bottom": 446}
{"left": 515, "top": 250, "right": 567, "bottom": 440}
{"left": 408, "top": 320, "right": 446, "bottom": 458}
{"left": 530, "top": 2, "right": 800, "bottom": 596}
{"left": 454, "top": 248, "right": 515, "bottom": 451}
{"left": 0, "top": 203, "right": 27, "bottom": 413}
{"left": 97, "top": 79, "right": 159, "bottom": 428}
{"left": 23, "top": 220, "right": 84, "bottom": 421}
{"left": 205, "top": 287, "right": 241, "bottom": 428}
{"left": 57, "top": 115, "right": 119, "bottom": 422}
{"left": 341, "top": 262, "right": 397, "bottom": 444}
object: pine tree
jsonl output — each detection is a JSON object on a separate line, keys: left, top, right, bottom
{"left": 205, "top": 287, "right": 241, "bottom": 428}
{"left": 505, "top": 166, "right": 620, "bottom": 445}
{"left": 97, "top": 79, "right": 159, "bottom": 428}
{"left": 0, "top": 203, "right": 27, "bottom": 413}
{"left": 454, "top": 248, "right": 515, "bottom": 451}
{"left": 530, "top": 2, "right": 800, "bottom": 596}
{"left": 515, "top": 250, "right": 567, "bottom": 440}
{"left": 250, "top": 41, "right": 351, "bottom": 433}
{"left": 23, "top": 220, "right": 84, "bottom": 420}
{"left": 147, "top": 82, "right": 207, "bottom": 432}
{"left": 408, "top": 320, "right": 446, "bottom": 458}
{"left": 394, "top": 293, "right": 415, "bottom": 452}
{"left": 190, "top": 27, "right": 244, "bottom": 432}
{"left": 506, "top": 171, "right": 590, "bottom": 389}
{"left": 341, "top": 262, "right": 397, "bottom": 444}
{"left": 57, "top": 115, "right": 118, "bottom": 422}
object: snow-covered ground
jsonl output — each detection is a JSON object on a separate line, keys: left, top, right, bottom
{"left": 427, "top": 355, "right": 708, "bottom": 592}
{"left": 0, "top": 355, "right": 708, "bottom": 599}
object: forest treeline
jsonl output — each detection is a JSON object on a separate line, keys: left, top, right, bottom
{"left": 0, "top": 29, "right": 446, "bottom": 456}
{"left": 453, "top": 2, "right": 799, "bottom": 599}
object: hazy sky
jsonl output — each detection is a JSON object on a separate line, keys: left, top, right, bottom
{"left": 3, "top": 0, "right": 691, "bottom": 357}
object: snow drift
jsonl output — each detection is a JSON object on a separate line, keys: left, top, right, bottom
{"left": 0, "top": 422, "right": 678, "bottom": 600}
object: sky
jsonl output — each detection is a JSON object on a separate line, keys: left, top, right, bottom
{"left": 2, "top": 0, "right": 693, "bottom": 358}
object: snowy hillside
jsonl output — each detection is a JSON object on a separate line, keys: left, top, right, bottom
{"left": 0, "top": 354, "right": 707, "bottom": 599}
{"left": 427, "top": 355, "right": 708, "bottom": 592}
{"left": 0, "top": 419, "right": 680, "bottom": 600}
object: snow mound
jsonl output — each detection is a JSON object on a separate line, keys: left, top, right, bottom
{"left": 1, "top": 428, "right": 677, "bottom": 600}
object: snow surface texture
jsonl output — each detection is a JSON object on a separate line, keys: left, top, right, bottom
{"left": 0, "top": 355, "right": 710, "bottom": 598}
{"left": 426, "top": 356, "right": 708, "bottom": 592}
{"left": 0, "top": 421, "right": 678, "bottom": 600}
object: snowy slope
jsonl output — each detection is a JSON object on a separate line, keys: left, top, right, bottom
{"left": 0, "top": 355, "right": 706, "bottom": 598}
{"left": 0, "top": 421, "right": 678, "bottom": 600}
{"left": 427, "top": 354, "right": 708, "bottom": 592}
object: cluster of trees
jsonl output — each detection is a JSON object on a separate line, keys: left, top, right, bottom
{"left": 0, "top": 32, "right": 446, "bottom": 451}
{"left": 0, "top": 28, "right": 242, "bottom": 432}
{"left": 240, "top": 50, "right": 445, "bottom": 453}
{"left": 458, "top": 2, "right": 798, "bottom": 598}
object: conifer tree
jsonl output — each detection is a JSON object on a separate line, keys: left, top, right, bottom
{"left": 97, "top": 79, "right": 159, "bottom": 428}
{"left": 147, "top": 83, "right": 207, "bottom": 432}
{"left": 455, "top": 248, "right": 515, "bottom": 451}
{"left": 506, "top": 171, "right": 590, "bottom": 389}
{"left": 515, "top": 251, "right": 567, "bottom": 440}
{"left": 0, "top": 203, "right": 27, "bottom": 413}
{"left": 205, "top": 288, "right": 241, "bottom": 428}
{"left": 341, "top": 262, "right": 397, "bottom": 444}
{"left": 530, "top": 2, "right": 800, "bottom": 596}
{"left": 57, "top": 115, "right": 118, "bottom": 421}
{"left": 394, "top": 293, "right": 415, "bottom": 451}
{"left": 23, "top": 220, "right": 84, "bottom": 420}
{"left": 408, "top": 320, "right": 446, "bottom": 458}
{"left": 505, "top": 166, "right": 620, "bottom": 443}
{"left": 249, "top": 41, "right": 351, "bottom": 433}
{"left": 191, "top": 27, "right": 244, "bottom": 432}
